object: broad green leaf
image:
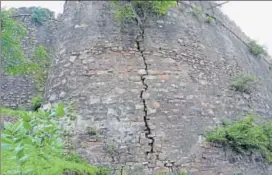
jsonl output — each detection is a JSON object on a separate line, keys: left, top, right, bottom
{"left": 1, "top": 143, "right": 13, "bottom": 151}
{"left": 23, "top": 121, "right": 31, "bottom": 130}
{"left": 56, "top": 104, "right": 65, "bottom": 117}
{"left": 16, "top": 149, "right": 25, "bottom": 160}
{"left": 1, "top": 133, "right": 12, "bottom": 139}
{"left": 14, "top": 137, "right": 22, "bottom": 144}
{"left": 21, "top": 113, "right": 31, "bottom": 122}
{"left": 22, "top": 137, "right": 32, "bottom": 145}
{"left": 15, "top": 144, "right": 24, "bottom": 154}
{"left": 6, "top": 169, "right": 21, "bottom": 175}
{"left": 22, "top": 168, "right": 34, "bottom": 174}
{"left": 18, "top": 155, "right": 30, "bottom": 164}
{"left": 12, "top": 121, "right": 23, "bottom": 134}
{"left": 2, "top": 137, "right": 13, "bottom": 144}
{"left": 3, "top": 121, "right": 13, "bottom": 130}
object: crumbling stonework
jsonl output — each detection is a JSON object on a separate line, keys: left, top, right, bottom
{"left": 1, "top": 7, "right": 56, "bottom": 109}
{"left": 43, "top": 1, "right": 272, "bottom": 174}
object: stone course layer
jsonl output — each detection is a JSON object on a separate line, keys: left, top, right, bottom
{"left": 43, "top": 1, "right": 272, "bottom": 174}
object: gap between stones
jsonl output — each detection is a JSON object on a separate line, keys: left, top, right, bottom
{"left": 135, "top": 23, "right": 155, "bottom": 156}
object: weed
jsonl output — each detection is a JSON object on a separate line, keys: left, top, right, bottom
{"left": 31, "top": 7, "right": 54, "bottom": 25}
{"left": 0, "top": 107, "right": 28, "bottom": 118}
{"left": 111, "top": 1, "right": 176, "bottom": 22}
{"left": 87, "top": 126, "right": 100, "bottom": 136}
{"left": 206, "top": 16, "right": 214, "bottom": 23}
{"left": 248, "top": 40, "right": 267, "bottom": 56}
{"left": 205, "top": 113, "right": 272, "bottom": 163}
{"left": 31, "top": 94, "right": 43, "bottom": 111}
{"left": 1, "top": 105, "right": 108, "bottom": 174}
{"left": 95, "top": 166, "right": 111, "bottom": 175}
{"left": 156, "top": 172, "right": 189, "bottom": 175}
{"left": 230, "top": 73, "right": 257, "bottom": 93}
{"left": 192, "top": 6, "right": 203, "bottom": 17}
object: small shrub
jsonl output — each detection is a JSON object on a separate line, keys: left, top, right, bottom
{"left": 31, "top": 94, "right": 43, "bottom": 111}
{"left": 31, "top": 7, "right": 54, "bottom": 25}
{"left": 1, "top": 107, "right": 28, "bottom": 118}
{"left": 205, "top": 114, "right": 272, "bottom": 163}
{"left": 248, "top": 40, "right": 267, "bottom": 56}
{"left": 1, "top": 9, "right": 29, "bottom": 75}
{"left": 206, "top": 16, "right": 214, "bottom": 23}
{"left": 1, "top": 104, "right": 106, "bottom": 175}
{"left": 192, "top": 6, "right": 203, "bottom": 16}
{"left": 269, "top": 65, "right": 272, "bottom": 71}
{"left": 32, "top": 45, "right": 51, "bottom": 91}
{"left": 111, "top": 1, "right": 176, "bottom": 22}
{"left": 230, "top": 73, "right": 257, "bottom": 93}
{"left": 156, "top": 172, "right": 189, "bottom": 175}
{"left": 95, "top": 167, "right": 111, "bottom": 175}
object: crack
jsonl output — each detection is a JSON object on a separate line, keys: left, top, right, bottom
{"left": 120, "top": 165, "right": 125, "bottom": 175}
{"left": 135, "top": 19, "right": 155, "bottom": 156}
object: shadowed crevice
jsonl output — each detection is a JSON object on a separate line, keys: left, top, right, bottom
{"left": 135, "top": 20, "right": 155, "bottom": 156}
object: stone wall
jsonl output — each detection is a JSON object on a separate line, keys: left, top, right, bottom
{"left": 44, "top": 1, "right": 272, "bottom": 174}
{"left": 1, "top": 7, "right": 56, "bottom": 109}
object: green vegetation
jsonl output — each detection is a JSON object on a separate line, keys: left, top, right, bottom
{"left": 31, "top": 7, "right": 54, "bottom": 25}
{"left": 206, "top": 114, "right": 272, "bottom": 163}
{"left": 269, "top": 65, "right": 272, "bottom": 71}
{"left": 248, "top": 40, "right": 267, "bottom": 56}
{"left": 111, "top": 1, "right": 176, "bottom": 22}
{"left": 156, "top": 172, "right": 189, "bottom": 175}
{"left": 1, "top": 9, "right": 49, "bottom": 77}
{"left": 1, "top": 9, "right": 30, "bottom": 75}
{"left": 230, "top": 73, "right": 258, "bottom": 93}
{"left": 31, "top": 45, "right": 51, "bottom": 91}
{"left": 206, "top": 16, "right": 214, "bottom": 23}
{"left": 192, "top": 6, "right": 203, "bottom": 17}
{"left": 1, "top": 105, "right": 109, "bottom": 175}
{"left": 1, "top": 9, "right": 51, "bottom": 90}
{"left": 31, "top": 94, "right": 43, "bottom": 111}
{"left": 1, "top": 107, "right": 28, "bottom": 118}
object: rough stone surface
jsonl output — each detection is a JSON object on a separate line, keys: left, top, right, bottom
{"left": 1, "top": 7, "right": 56, "bottom": 109}
{"left": 41, "top": 1, "right": 272, "bottom": 174}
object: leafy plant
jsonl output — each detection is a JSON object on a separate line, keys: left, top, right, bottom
{"left": 206, "top": 16, "right": 214, "bottom": 23}
{"left": 1, "top": 104, "right": 108, "bottom": 175}
{"left": 31, "top": 45, "right": 51, "bottom": 91}
{"left": 248, "top": 40, "right": 267, "bottom": 56}
{"left": 31, "top": 7, "right": 54, "bottom": 25}
{"left": 31, "top": 95, "right": 43, "bottom": 111}
{"left": 87, "top": 126, "right": 100, "bottom": 136}
{"left": 1, "top": 9, "right": 30, "bottom": 75}
{"left": 111, "top": 1, "right": 176, "bottom": 22}
{"left": 206, "top": 113, "right": 272, "bottom": 163}
{"left": 1, "top": 9, "right": 44, "bottom": 76}
{"left": 156, "top": 172, "right": 189, "bottom": 175}
{"left": 94, "top": 167, "right": 111, "bottom": 175}
{"left": 230, "top": 73, "right": 258, "bottom": 93}
{"left": 192, "top": 6, "right": 203, "bottom": 17}
{"left": 269, "top": 65, "right": 272, "bottom": 71}
{"left": 1, "top": 107, "right": 28, "bottom": 118}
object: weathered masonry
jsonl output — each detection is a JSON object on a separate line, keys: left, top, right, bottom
{"left": 43, "top": 1, "right": 272, "bottom": 174}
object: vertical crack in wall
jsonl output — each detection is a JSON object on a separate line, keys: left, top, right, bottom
{"left": 135, "top": 21, "right": 155, "bottom": 156}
